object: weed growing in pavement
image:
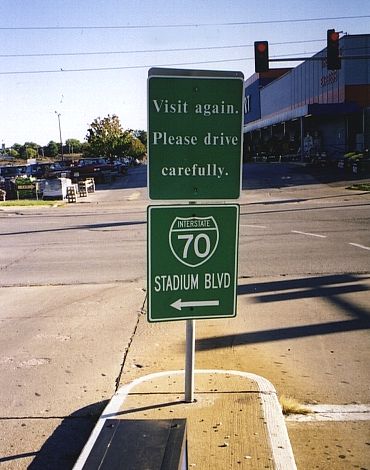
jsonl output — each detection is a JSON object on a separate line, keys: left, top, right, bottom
{"left": 347, "top": 183, "right": 370, "bottom": 191}
{"left": 279, "top": 395, "right": 312, "bottom": 415}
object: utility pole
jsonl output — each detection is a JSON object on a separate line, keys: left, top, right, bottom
{"left": 55, "top": 111, "right": 64, "bottom": 161}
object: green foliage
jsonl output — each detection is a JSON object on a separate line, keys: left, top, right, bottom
{"left": 12, "top": 143, "right": 22, "bottom": 152}
{"left": 24, "top": 141, "right": 39, "bottom": 150}
{"left": 7, "top": 118, "right": 147, "bottom": 161}
{"left": 8, "top": 148, "right": 19, "bottom": 158}
{"left": 26, "top": 147, "right": 37, "bottom": 159}
{"left": 134, "top": 130, "right": 147, "bottom": 146}
{"left": 45, "top": 141, "right": 59, "bottom": 157}
{"left": 17, "top": 142, "right": 39, "bottom": 160}
{"left": 347, "top": 183, "right": 370, "bottom": 191}
{"left": 344, "top": 152, "right": 364, "bottom": 161}
{"left": 86, "top": 114, "right": 125, "bottom": 158}
{"left": 15, "top": 177, "right": 33, "bottom": 185}
{"left": 0, "top": 200, "right": 62, "bottom": 207}
{"left": 129, "top": 136, "right": 146, "bottom": 158}
{"left": 65, "top": 138, "right": 83, "bottom": 153}
{"left": 85, "top": 115, "right": 147, "bottom": 159}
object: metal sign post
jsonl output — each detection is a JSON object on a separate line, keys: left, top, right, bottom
{"left": 185, "top": 319, "right": 195, "bottom": 403}
{"left": 147, "top": 204, "right": 239, "bottom": 403}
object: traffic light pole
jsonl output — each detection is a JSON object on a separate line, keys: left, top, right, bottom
{"left": 255, "top": 30, "right": 369, "bottom": 73}
{"left": 269, "top": 55, "right": 370, "bottom": 63}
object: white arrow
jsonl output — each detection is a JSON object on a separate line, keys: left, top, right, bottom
{"left": 170, "top": 299, "right": 220, "bottom": 311}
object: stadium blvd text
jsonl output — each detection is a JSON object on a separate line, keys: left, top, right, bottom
{"left": 154, "top": 272, "right": 231, "bottom": 293}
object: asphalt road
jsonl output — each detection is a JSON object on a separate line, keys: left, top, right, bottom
{"left": 240, "top": 166, "right": 370, "bottom": 278}
{"left": 0, "top": 163, "right": 369, "bottom": 469}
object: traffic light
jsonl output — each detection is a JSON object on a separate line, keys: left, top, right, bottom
{"left": 254, "top": 41, "right": 269, "bottom": 73}
{"left": 327, "top": 29, "right": 341, "bottom": 70}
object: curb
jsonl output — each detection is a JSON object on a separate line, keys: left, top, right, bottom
{"left": 73, "top": 369, "right": 297, "bottom": 470}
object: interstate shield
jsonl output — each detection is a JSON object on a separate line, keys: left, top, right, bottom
{"left": 169, "top": 216, "right": 219, "bottom": 268}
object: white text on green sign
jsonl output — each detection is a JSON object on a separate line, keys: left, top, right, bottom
{"left": 148, "top": 68, "right": 244, "bottom": 200}
{"left": 147, "top": 204, "right": 239, "bottom": 322}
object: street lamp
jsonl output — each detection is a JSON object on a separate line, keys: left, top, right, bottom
{"left": 55, "top": 111, "right": 64, "bottom": 161}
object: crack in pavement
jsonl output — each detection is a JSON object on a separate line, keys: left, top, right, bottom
{"left": 114, "top": 293, "right": 147, "bottom": 392}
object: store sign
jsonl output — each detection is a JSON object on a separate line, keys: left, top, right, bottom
{"left": 321, "top": 70, "right": 339, "bottom": 87}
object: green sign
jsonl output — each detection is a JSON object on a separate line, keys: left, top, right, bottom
{"left": 147, "top": 204, "right": 239, "bottom": 322}
{"left": 148, "top": 68, "right": 244, "bottom": 200}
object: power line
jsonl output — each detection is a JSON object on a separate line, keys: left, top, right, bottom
{"left": 0, "top": 58, "right": 250, "bottom": 75}
{"left": 0, "top": 15, "right": 369, "bottom": 30}
{"left": 0, "top": 52, "right": 317, "bottom": 75}
{"left": 0, "top": 39, "right": 324, "bottom": 59}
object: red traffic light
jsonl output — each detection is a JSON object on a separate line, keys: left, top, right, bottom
{"left": 254, "top": 41, "right": 269, "bottom": 73}
{"left": 257, "top": 42, "right": 267, "bottom": 53}
{"left": 329, "top": 31, "right": 339, "bottom": 42}
{"left": 327, "top": 29, "right": 341, "bottom": 70}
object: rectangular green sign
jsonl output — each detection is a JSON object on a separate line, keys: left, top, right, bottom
{"left": 147, "top": 204, "right": 239, "bottom": 322}
{"left": 148, "top": 68, "right": 244, "bottom": 200}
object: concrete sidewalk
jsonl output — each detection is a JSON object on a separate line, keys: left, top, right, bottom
{"left": 74, "top": 370, "right": 296, "bottom": 469}
{"left": 73, "top": 296, "right": 297, "bottom": 470}
{"left": 72, "top": 270, "right": 370, "bottom": 468}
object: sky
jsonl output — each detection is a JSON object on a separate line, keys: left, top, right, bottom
{"left": 0, "top": 0, "right": 369, "bottom": 147}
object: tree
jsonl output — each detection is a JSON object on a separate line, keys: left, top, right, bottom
{"left": 18, "top": 142, "right": 39, "bottom": 160}
{"left": 133, "top": 130, "right": 147, "bottom": 147}
{"left": 12, "top": 143, "right": 22, "bottom": 153}
{"left": 25, "top": 147, "right": 37, "bottom": 159}
{"left": 85, "top": 114, "right": 126, "bottom": 158}
{"left": 45, "top": 141, "right": 59, "bottom": 158}
{"left": 128, "top": 136, "right": 146, "bottom": 158}
{"left": 8, "top": 148, "right": 19, "bottom": 159}
{"left": 10, "top": 144, "right": 21, "bottom": 158}
{"left": 65, "top": 138, "right": 82, "bottom": 154}
{"left": 85, "top": 115, "right": 147, "bottom": 160}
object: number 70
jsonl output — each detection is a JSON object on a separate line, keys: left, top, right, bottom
{"left": 177, "top": 233, "right": 211, "bottom": 259}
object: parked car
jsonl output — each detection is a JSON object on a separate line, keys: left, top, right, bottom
{"left": 46, "top": 161, "right": 72, "bottom": 178}
{"left": 112, "top": 159, "right": 128, "bottom": 175}
{"left": 26, "top": 163, "right": 52, "bottom": 178}
{"left": 70, "top": 158, "right": 114, "bottom": 183}
{"left": 0, "top": 165, "right": 27, "bottom": 181}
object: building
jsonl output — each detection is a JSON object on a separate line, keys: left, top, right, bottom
{"left": 243, "top": 34, "right": 370, "bottom": 161}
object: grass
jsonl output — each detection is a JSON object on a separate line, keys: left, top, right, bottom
{"left": 346, "top": 182, "right": 370, "bottom": 191}
{"left": 0, "top": 199, "right": 64, "bottom": 207}
{"left": 279, "top": 395, "right": 312, "bottom": 415}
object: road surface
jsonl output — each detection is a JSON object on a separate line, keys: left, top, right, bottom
{"left": 0, "top": 163, "right": 369, "bottom": 469}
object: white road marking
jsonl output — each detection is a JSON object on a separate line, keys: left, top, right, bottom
{"left": 73, "top": 369, "right": 297, "bottom": 470}
{"left": 286, "top": 404, "right": 370, "bottom": 422}
{"left": 291, "top": 230, "right": 327, "bottom": 238}
{"left": 349, "top": 242, "right": 370, "bottom": 251}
